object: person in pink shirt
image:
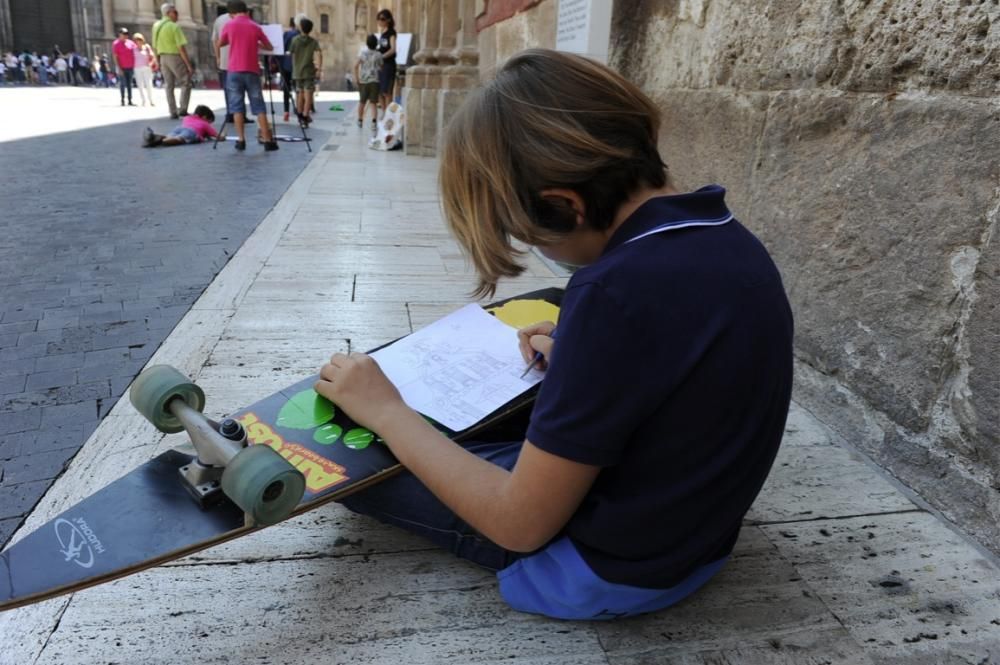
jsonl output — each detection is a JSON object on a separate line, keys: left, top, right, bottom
{"left": 141, "top": 105, "right": 218, "bottom": 147}
{"left": 111, "top": 28, "right": 137, "bottom": 106}
{"left": 218, "top": 0, "right": 277, "bottom": 151}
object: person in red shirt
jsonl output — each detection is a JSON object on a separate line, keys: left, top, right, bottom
{"left": 141, "top": 105, "right": 219, "bottom": 147}
{"left": 111, "top": 28, "right": 137, "bottom": 107}
{"left": 217, "top": 0, "right": 278, "bottom": 152}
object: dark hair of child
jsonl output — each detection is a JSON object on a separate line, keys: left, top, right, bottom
{"left": 299, "top": 17, "right": 313, "bottom": 34}
{"left": 366, "top": 33, "right": 378, "bottom": 50}
{"left": 193, "top": 105, "right": 215, "bottom": 123}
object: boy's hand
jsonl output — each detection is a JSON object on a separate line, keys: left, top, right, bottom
{"left": 517, "top": 321, "right": 556, "bottom": 369}
{"left": 315, "top": 353, "right": 406, "bottom": 432}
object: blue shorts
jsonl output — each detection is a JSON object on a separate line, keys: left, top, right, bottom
{"left": 225, "top": 70, "right": 266, "bottom": 116}
{"left": 338, "top": 438, "right": 727, "bottom": 619}
{"left": 167, "top": 126, "right": 199, "bottom": 144}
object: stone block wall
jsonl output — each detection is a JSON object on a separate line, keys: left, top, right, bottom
{"left": 610, "top": 0, "right": 999, "bottom": 553}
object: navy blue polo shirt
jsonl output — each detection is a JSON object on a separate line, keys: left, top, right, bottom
{"left": 525, "top": 185, "right": 793, "bottom": 589}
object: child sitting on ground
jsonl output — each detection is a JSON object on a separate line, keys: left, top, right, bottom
{"left": 142, "top": 105, "right": 218, "bottom": 147}
{"left": 354, "top": 34, "right": 383, "bottom": 130}
{"left": 289, "top": 17, "right": 322, "bottom": 126}
{"left": 315, "top": 49, "right": 794, "bottom": 620}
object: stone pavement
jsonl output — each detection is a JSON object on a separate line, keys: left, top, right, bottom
{"left": 0, "top": 85, "right": 331, "bottom": 548}
{"left": 1, "top": 97, "right": 999, "bottom": 665}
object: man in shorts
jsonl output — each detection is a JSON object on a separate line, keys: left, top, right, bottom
{"left": 217, "top": 0, "right": 277, "bottom": 151}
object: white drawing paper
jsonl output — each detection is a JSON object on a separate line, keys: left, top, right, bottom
{"left": 370, "top": 304, "right": 543, "bottom": 431}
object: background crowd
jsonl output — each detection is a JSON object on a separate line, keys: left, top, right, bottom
{"left": 0, "top": 46, "right": 168, "bottom": 89}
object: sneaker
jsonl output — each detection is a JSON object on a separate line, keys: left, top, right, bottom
{"left": 142, "top": 126, "right": 154, "bottom": 147}
{"left": 127, "top": 101, "right": 136, "bottom": 106}
{"left": 263, "top": 140, "right": 279, "bottom": 152}
{"left": 234, "top": 140, "right": 246, "bottom": 151}
{"left": 120, "top": 100, "right": 125, "bottom": 106}
{"left": 178, "top": 110, "right": 188, "bottom": 117}
{"left": 246, "top": 118, "right": 255, "bottom": 124}
{"left": 170, "top": 113, "right": 179, "bottom": 120}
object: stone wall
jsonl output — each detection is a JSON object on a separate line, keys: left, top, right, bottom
{"left": 610, "top": 0, "right": 999, "bottom": 553}
{"left": 477, "top": 0, "right": 554, "bottom": 76}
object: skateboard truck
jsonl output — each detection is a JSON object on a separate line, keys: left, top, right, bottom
{"left": 171, "top": 400, "right": 247, "bottom": 508}
{"left": 130, "top": 365, "right": 306, "bottom": 526}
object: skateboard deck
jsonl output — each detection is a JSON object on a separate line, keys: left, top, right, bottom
{"left": 0, "top": 288, "right": 563, "bottom": 611}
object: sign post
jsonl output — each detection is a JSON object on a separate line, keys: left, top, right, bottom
{"left": 555, "top": 0, "right": 613, "bottom": 64}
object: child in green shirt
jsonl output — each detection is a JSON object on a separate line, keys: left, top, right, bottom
{"left": 288, "top": 17, "right": 322, "bottom": 126}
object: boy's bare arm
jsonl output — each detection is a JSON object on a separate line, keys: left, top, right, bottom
{"left": 314, "top": 49, "right": 323, "bottom": 77}
{"left": 315, "top": 353, "right": 600, "bottom": 552}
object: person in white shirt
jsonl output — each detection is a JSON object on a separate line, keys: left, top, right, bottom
{"left": 131, "top": 33, "right": 157, "bottom": 105}
{"left": 54, "top": 56, "right": 67, "bottom": 83}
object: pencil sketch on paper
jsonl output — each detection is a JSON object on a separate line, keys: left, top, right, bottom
{"left": 370, "top": 304, "right": 544, "bottom": 431}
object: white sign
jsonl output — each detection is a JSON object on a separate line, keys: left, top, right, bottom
{"left": 556, "top": 0, "right": 613, "bottom": 63}
{"left": 259, "top": 23, "right": 285, "bottom": 55}
{"left": 396, "top": 32, "right": 413, "bottom": 66}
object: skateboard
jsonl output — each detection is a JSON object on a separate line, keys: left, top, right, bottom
{"left": 0, "top": 288, "right": 563, "bottom": 612}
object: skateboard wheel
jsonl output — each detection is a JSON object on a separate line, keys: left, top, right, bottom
{"left": 130, "top": 365, "right": 206, "bottom": 434}
{"left": 221, "top": 445, "right": 305, "bottom": 526}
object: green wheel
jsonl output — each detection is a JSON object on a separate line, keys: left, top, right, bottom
{"left": 221, "top": 445, "right": 306, "bottom": 526}
{"left": 130, "top": 365, "right": 206, "bottom": 434}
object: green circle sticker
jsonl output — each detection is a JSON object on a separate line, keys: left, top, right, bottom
{"left": 313, "top": 423, "right": 343, "bottom": 445}
{"left": 277, "top": 390, "right": 335, "bottom": 430}
{"left": 343, "top": 428, "right": 375, "bottom": 450}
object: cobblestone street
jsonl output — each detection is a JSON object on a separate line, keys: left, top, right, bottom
{"left": 0, "top": 86, "right": 335, "bottom": 547}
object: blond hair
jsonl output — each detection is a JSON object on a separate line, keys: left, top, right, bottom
{"left": 439, "top": 49, "right": 667, "bottom": 298}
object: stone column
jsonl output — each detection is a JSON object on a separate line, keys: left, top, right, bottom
{"left": 403, "top": 0, "right": 444, "bottom": 157}
{"left": 173, "top": 0, "right": 197, "bottom": 29}
{"left": 434, "top": 0, "right": 478, "bottom": 154}
{"left": 101, "top": 0, "right": 115, "bottom": 39}
{"left": 0, "top": 0, "right": 13, "bottom": 53}
{"left": 434, "top": 0, "right": 457, "bottom": 66}
{"left": 135, "top": 0, "right": 157, "bottom": 25}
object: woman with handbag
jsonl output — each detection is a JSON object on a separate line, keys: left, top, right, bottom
{"left": 132, "top": 33, "right": 157, "bottom": 106}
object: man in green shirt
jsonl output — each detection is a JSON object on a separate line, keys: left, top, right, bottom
{"left": 152, "top": 2, "right": 193, "bottom": 119}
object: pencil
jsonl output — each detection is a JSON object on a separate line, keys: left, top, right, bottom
{"left": 519, "top": 351, "right": 544, "bottom": 378}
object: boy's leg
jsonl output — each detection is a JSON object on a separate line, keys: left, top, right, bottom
{"left": 244, "top": 72, "right": 273, "bottom": 143}
{"left": 119, "top": 69, "right": 126, "bottom": 103}
{"left": 227, "top": 72, "right": 246, "bottom": 143}
{"left": 338, "top": 440, "right": 525, "bottom": 571}
{"left": 304, "top": 89, "right": 314, "bottom": 118}
{"left": 233, "top": 113, "right": 246, "bottom": 142}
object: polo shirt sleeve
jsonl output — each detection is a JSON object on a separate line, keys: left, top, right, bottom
{"left": 526, "top": 281, "right": 653, "bottom": 468}
{"left": 174, "top": 24, "right": 188, "bottom": 48}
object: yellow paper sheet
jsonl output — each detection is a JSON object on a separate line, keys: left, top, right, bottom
{"left": 487, "top": 299, "right": 560, "bottom": 330}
